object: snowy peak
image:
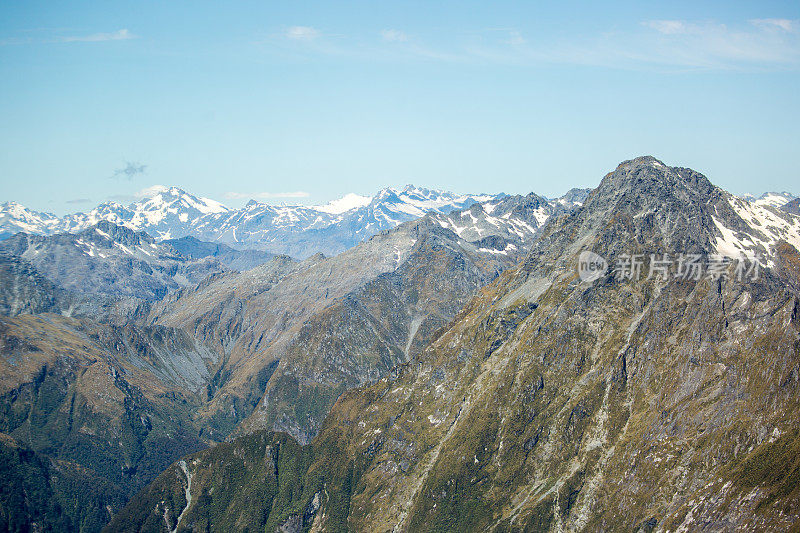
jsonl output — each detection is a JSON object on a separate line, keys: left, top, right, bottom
{"left": 430, "top": 191, "right": 582, "bottom": 255}
{"left": 368, "top": 185, "right": 496, "bottom": 221}
{"left": 0, "top": 202, "right": 60, "bottom": 237}
{"left": 742, "top": 191, "right": 796, "bottom": 210}
{"left": 133, "top": 185, "right": 229, "bottom": 217}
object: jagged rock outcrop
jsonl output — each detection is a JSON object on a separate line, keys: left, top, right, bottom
{"left": 784, "top": 197, "right": 800, "bottom": 215}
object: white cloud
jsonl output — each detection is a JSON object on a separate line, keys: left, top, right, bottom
{"left": 381, "top": 29, "right": 408, "bottom": 42}
{"left": 286, "top": 26, "right": 320, "bottom": 41}
{"left": 643, "top": 20, "right": 689, "bottom": 35}
{"left": 635, "top": 19, "right": 800, "bottom": 68}
{"left": 225, "top": 191, "right": 310, "bottom": 200}
{"left": 750, "top": 19, "right": 796, "bottom": 32}
{"left": 61, "top": 29, "right": 135, "bottom": 43}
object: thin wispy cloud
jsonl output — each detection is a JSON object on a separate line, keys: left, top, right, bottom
{"left": 286, "top": 26, "right": 320, "bottom": 41}
{"left": 261, "top": 18, "right": 800, "bottom": 71}
{"left": 750, "top": 19, "right": 795, "bottom": 32}
{"left": 111, "top": 161, "right": 147, "bottom": 180}
{"left": 381, "top": 29, "right": 408, "bottom": 42}
{"left": 66, "top": 198, "right": 92, "bottom": 205}
{"left": 503, "top": 30, "right": 526, "bottom": 46}
{"left": 225, "top": 191, "right": 310, "bottom": 200}
{"left": 633, "top": 18, "right": 800, "bottom": 69}
{"left": 61, "top": 29, "right": 134, "bottom": 43}
{"left": 1, "top": 28, "right": 136, "bottom": 45}
{"left": 643, "top": 20, "right": 689, "bottom": 35}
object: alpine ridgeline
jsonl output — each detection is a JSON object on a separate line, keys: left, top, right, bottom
{"left": 110, "top": 157, "right": 800, "bottom": 532}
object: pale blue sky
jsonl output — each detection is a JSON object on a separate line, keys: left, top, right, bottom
{"left": 1, "top": 1, "right": 799, "bottom": 214}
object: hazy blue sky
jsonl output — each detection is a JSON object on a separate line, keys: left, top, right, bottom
{"left": 1, "top": 1, "right": 799, "bottom": 214}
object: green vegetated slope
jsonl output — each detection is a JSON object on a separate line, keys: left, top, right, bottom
{"left": 0, "top": 314, "right": 212, "bottom": 531}
{"left": 110, "top": 157, "right": 800, "bottom": 532}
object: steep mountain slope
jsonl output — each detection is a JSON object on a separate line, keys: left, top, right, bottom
{"left": 0, "top": 221, "right": 227, "bottom": 301}
{"left": 235, "top": 219, "right": 518, "bottom": 443}
{"left": 0, "top": 188, "right": 559, "bottom": 531}
{"left": 431, "top": 192, "right": 558, "bottom": 246}
{"left": 111, "top": 157, "right": 800, "bottom": 532}
{"left": 784, "top": 197, "right": 800, "bottom": 216}
{"left": 0, "top": 312, "right": 220, "bottom": 531}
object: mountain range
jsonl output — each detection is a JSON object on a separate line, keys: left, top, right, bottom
{"left": 0, "top": 185, "right": 590, "bottom": 258}
{"left": 105, "top": 156, "right": 800, "bottom": 533}
{"left": 0, "top": 188, "right": 570, "bottom": 530}
{"left": 1, "top": 158, "right": 799, "bottom": 532}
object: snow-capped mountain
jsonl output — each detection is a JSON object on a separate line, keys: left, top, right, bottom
{"left": 59, "top": 185, "right": 230, "bottom": 239}
{"left": 187, "top": 185, "right": 503, "bottom": 257}
{"left": 0, "top": 202, "right": 61, "bottom": 240}
{"left": 432, "top": 192, "right": 562, "bottom": 251}
{"left": 0, "top": 185, "right": 497, "bottom": 257}
{"left": 0, "top": 184, "right": 591, "bottom": 258}
{"left": 713, "top": 192, "right": 800, "bottom": 267}
{"left": 741, "top": 191, "right": 796, "bottom": 210}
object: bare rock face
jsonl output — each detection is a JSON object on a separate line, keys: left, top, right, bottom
{"left": 111, "top": 157, "right": 800, "bottom": 532}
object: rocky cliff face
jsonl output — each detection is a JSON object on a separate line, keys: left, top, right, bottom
{"left": 110, "top": 157, "right": 800, "bottom": 532}
{"left": 784, "top": 197, "right": 800, "bottom": 216}
{"left": 235, "top": 218, "right": 519, "bottom": 443}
